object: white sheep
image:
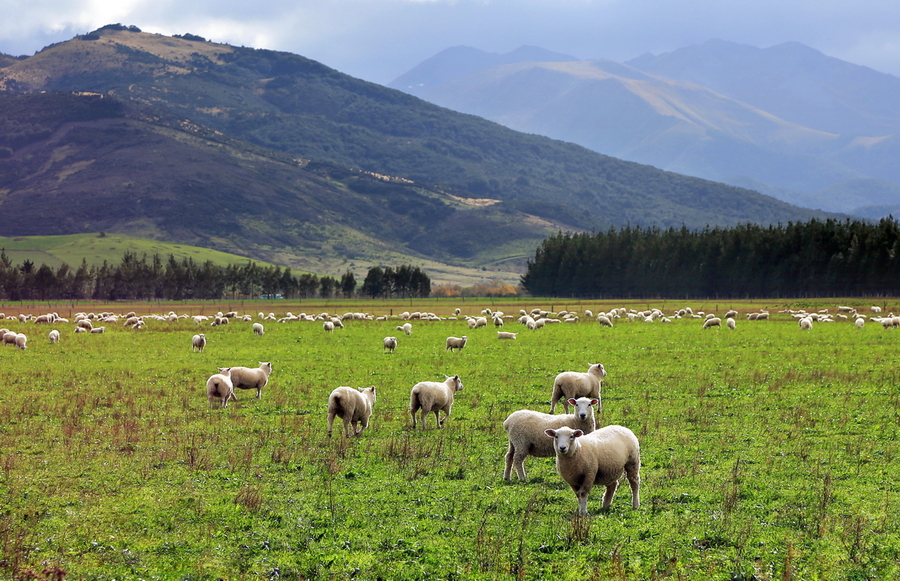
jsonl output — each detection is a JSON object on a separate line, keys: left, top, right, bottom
{"left": 323, "top": 321, "right": 335, "bottom": 332}
{"left": 2, "top": 331, "right": 17, "bottom": 346}
{"left": 90, "top": 327, "right": 105, "bottom": 334}
{"left": 544, "top": 425, "right": 641, "bottom": 515}
{"left": 596, "top": 315, "right": 614, "bottom": 328}
{"left": 192, "top": 334, "right": 207, "bottom": 353}
{"left": 503, "top": 397, "right": 599, "bottom": 481}
{"left": 799, "top": 317, "right": 813, "bottom": 330}
{"left": 445, "top": 336, "right": 468, "bottom": 352}
{"left": 15, "top": 333, "right": 27, "bottom": 350}
{"left": 222, "top": 362, "right": 273, "bottom": 399}
{"left": 702, "top": 317, "right": 721, "bottom": 329}
{"left": 497, "top": 331, "right": 518, "bottom": 339}
{"left": 206, "top": 373, "right": 236, "bottom": 409}
{"left": 855, "top": 317, "right": 866, "bottom": 329}
{"left": 550, "top": 363, "right": 606, "bottom": 414}
{"left": 327, "top": 386, "right": 377, "bottom": 437}
{"left": 49, "top": 329, "right": 60, "bottom": 344}
{"left": 409, "top": 374, "right": 463, "bottom": 429}
{"left": 252, "top": 322, "right": 264, "bottom": 336}
{"left": 726, "top": 318, "right": 736, "bottom": 330}
{"left": 383, "top": 336, "right": 398, "bottom": 353}
{"left": 396, "top": 322, "right": 412, "bottom": 336}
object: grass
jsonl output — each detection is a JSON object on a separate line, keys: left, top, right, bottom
{"left": 0, "top": 298, "right": 898, "bottom": 579}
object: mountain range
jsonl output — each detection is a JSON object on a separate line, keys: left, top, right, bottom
{"left": 389, "top": 40, "right": 900, "bottom": 217}
{"left": 0, "top": 27, "right": 833, "bottom": 283}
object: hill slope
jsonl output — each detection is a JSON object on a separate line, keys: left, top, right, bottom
{"left": 0, "top": 28, "right": 834, "bottom": 280}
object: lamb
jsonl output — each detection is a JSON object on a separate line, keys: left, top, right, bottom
{"left": 550, "top": 363, "right": 606, "bottom": 414}
{"left": 445, "top": 336, "right": 468, "bottom": 352}
{"left": 192, "top": 334, "right": 207, "bottom": 353}
{"left": 544, "top": 425, "right": 641, "bottom": 515}
{"left": 396, "top": 322, "right": 412, "bottom": 336}
{"left": 702, "top": 317, "right": 721, "bottom": 329}
{"left": 49, "top": 329, "right": 60, "bottom": 344}
{"left": 383, "top": 336, "right": 398, "bottom": 353}
{"left": 206, "top": 373, "right": 236, "bottom": 409}
{"left": 503, "top": 397, "right": 599, "bottom": 481}
{"left": 327, "top": 386, "right": 377, "bottom": 437}
{"left": 15, "top": 333, "right": 27, "bottom": 350}
{"left": 497, "top": 331, "right": 518, "bottom": 339}
{"left": 409, "top": 374, "right": 463, "bottom": 429}
{"left": 222, "top": 362, "right": 273, "bottom": 399}
{"left": 252, "top": 322, "right": 265, "bottom": 336}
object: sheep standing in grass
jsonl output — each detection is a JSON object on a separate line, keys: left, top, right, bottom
{"left": 397, "top": 323, "right": 412, "bottom": 336}
{"left": 550, "top": 363, "right": 606, "bottom": 414}
{"left": 800, "top": 317, "right": 813, "bottom": 330}
{"left": 497, "top": 331, "right": 518, "bottom": 339}
{"left": 383, "top": 336, "right": 398, "bottom": 353}
{"left": 545, "top": 425, "right": 641, "bottom": 515}
{"left": 726, "top": 318, "right": 736, "bottom": 330}
{"left": 206, "top": 373, "right": 236, "bottom": 409}
{"left": 49, "top": 329, "right": 60, "bottom": 344}
{"left": 15, "top": 333, "right": 27, "bottom": 350}
{"left": 223, "top": 362, "right": 273, "bottom": 399}
{"left": 327, "top": 386, "right": 377, "bottom": 437}
{"left": 410, "top": 374, "right": 463, "bottom": 429}
{"left": 323, "top": 321, "right": 335, "bottom": 332}
{"left": 855, "top": 317, "right": 866, "bottom": 329}
{"left": 192, "top": 334, "right": 207, "bottom": 353}
{"left": 702, "top": 317, "right": 721, "bottom": 329}
{"left": 446, "top": 336, "right": 468, "bottom": 352}
{"left": 252, "top": 323, "right": 265, "bottom": 336}
{"left": 503, "top": 397, "right": 599, "bottom": 481}
{"left": 2, "top": 331, "right": 17, "bottom": 346}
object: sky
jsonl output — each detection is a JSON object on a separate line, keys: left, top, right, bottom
{"left": 2, "top": 0, "right": 900, "bottom": 85}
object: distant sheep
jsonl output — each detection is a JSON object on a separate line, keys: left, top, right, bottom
{"left": 327, "top": 386, "right": 377, "bottom": 437}
{"left": 383, "top": 336, "right": 398, "bottom": 353}
{"left": 497, "top": 331, "right": 518, "bottom": 339}
{"left": 396, "top": 322, "right": 412, "bottom": 336}
{"left": 550, "top": 363, "right": 606, "bottom": 414}
{"left": 2, "top": 331, "right": 17, "bottom": 346}
{"left": 15, "top": 333, "right": 27, "bottom": 350}
{"left": 726, "top": 318, "right": 736, "bottom": 330}
{"left": 702, "top": 317, "right": 721, "bottom": 329}
{"left": 409, "top": 374, "right": 463, "bottom": 429}
{"left": 545, "top": 425, "right": 641, "bottom": 515}
{"left": 192, "top": 334, "right": 207, "bottom": 352}
{"left": 206, "top": 373, "right": 236, "bottom": 409}
{"left": 222, "top": 362, "right": 273, "bottom": 399}
{"left": 323, "top": 321, "right": 335, "bottom": 332}
{"left": 445, "top": 336, "right": 468, "bottom": 352}
{"left": 49, "top": 329, "right": 60, "bottom": 344}
{"left": 799, "top": 317, "right": 813, "bottom": 330}
{"left": 252, "top": 323, "right": 264, "bottom": 336}
{"left": 503, "top": 397, "right": 599, "bottom": 481}
{"left": 596, "top": 315, "right": 614, "bottom": 328}
{"left": 90, "top": 327, "right": 105, "bottom": 334}
{"left": 855, "top": 317, "right": 866, "bottom": 329}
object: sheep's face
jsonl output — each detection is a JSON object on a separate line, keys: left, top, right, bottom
{"left": 568, "top": 397, "right": 600, "bottom": 420}
{"left": 590, "top": 363, "right": 607, "bottom": 378}
{"left": 545, "top": 427, "right": 583, "bottom": 455}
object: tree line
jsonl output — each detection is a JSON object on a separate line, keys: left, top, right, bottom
{"left": 0, "top": 250, "right": 429, "bottom": 301}
{"left": 521, "top": 218, "right": 900, "bottom": 298}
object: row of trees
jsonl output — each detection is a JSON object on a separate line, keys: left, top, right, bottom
{"left": 0, "top": 250, "right": 427, "bottom": 301}
{"left": 521, "top": 218, "right": 900, "bottom": 298}
{"left": 359, "top": 264, "right": 431, "bottom": 298}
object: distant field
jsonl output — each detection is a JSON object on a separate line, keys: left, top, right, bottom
{"left": 0, "top": 298, "right": 898, "bottom": 579}
{"left": 0, "top": 233, "right": 266, "bottom": 270}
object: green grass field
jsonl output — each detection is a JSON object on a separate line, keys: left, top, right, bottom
{"left": 0, "top": 299, "right": 898, "bottom": 580}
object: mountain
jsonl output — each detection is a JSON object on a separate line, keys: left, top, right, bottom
{"left": 392, "top": 40, "right": 900, "bottom": 215}
{"left": 0, "top": 28, "right": 833, "bottom": 281}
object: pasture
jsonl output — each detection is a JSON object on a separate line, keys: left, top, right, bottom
{"left": 0, "top": 300, "right": 898, "bottom": 580}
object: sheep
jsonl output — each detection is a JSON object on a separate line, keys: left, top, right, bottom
{"left": 2, "top": 331, "right": 16, "bottom": 346}
{"left": 855, "top": 317, "right": 866, "bottom": 329}
{"left": 702, "top": 317, "right": 721, "bottom": 329}
{"left": 597, "top": 315, "right": 614, "bottom": 328}
{"left": 409, "top": 374, "right": 463, "bottom": 429}
{"left": 726, "top": 317, "right": 736, "bottom": 330}
{"left": 15, "top": 333, "right": 27, "bottom": 350}
{"left": 77, "top": 319, "right": 93, "bottom": 331}
{"left": 124, "top": 316, "right": 141, "bottom": 327}
{"left": 74, "top": 326, "right": 87, "bottom": 333}
{"left": 192, "top": 333, "right": 207, "bottom": 353}
{"left": 327, "top": 386, "right": 377, "bottom": 437}
{"left": 550, "top": 363, "right": 606, "bottom": 414}
{"left": 473, "top": 317, "right": 488, "bottom": 329}
{"left": 799, "top": 317, "right": 813, "bottom": 330}
{"left": 222, "top": 362, "right": 272, "bottom": 399}
{"left": 252, "top": 322, "right": 264, "bottom": 336}
{"left": 503, "top": 397, "right": 599, "bottom": 481}
{"left": 383, "top": 336, "right": 398, "bottom": 353}
{"left": 396, "top": 322, "right": 412, "bottom": 336}
{"left": 497, "top": 331, "right": 518, "bottom": 339}
{"left": 90, "top": 327, "right": 105, "bottom": 334}
{"left": 49, "top": 329, "right": 60, "bottom": 344}
{"left": 323, "top": 321, "right": 335, "bottom": 332}
{"left": 544, "top": 425, "right": 641, "bottom": 515}
{"left": 206, "top": 373, "right": 236, "bottom": 409}
{"left": 445, "top": 336, "right": 468, "bottom": 352}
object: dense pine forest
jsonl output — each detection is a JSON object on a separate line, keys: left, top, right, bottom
{"left": 0, "top": 251, "right": 430, "bottom": 301}
{"left": 521, "top": 218, "right": 900, "bottom": 298}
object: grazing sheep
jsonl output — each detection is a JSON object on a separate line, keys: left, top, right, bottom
{"left": 124, "top": 316, "right": 141, "bottom": 327}
{"left": 327, "top": 386, "right": 377, "bottom": 437}
{"left": 77, "top": 319, "right": 93, "bottom": 331}
{"left": 550, "top": 363, "right": 606, "bottom": 414}
{"left": 206, "top": 373, "right": 236, "bottom": 409}
{"left": 724, "top": 309, "right": 738, "bottom": 319}
{"left": 323, "top": 321, "right": 335, "bottom": 332}
{"left": 702, "top": 317, "right": 721, "bottom": 329}
{"left": 2, "top": 331, "right": 17, "bottom": 346}
{"left": 799, "top": 317, "right": 813, "bottom": 330}
{"left": 409, "top": 374, "right": 463, "bottom": 429}
{"left": 222, "top": 362, "right": 273, "bottom": 399}
{"left": 544, "top": 425, "right": 641, "bottom": 515}
{"left": 396, "top": 322, "right": 413, "bottom": 336}
{"left": 597, "top": 315, "right": 614, "bottom": 328}
{"left": 855, "top": 317, "right": 866, "bottom": 329}
{"left": 445, "top": 336, "right": 468, "bottom": 352}
{"left": 383, "top": 336, "right": 398, "bottom": 354}
{"left": 192, "top": 334, "right": 207, "bottom": 352}
{"left": 49, "top": 329, "right": 59, "bottom": 344}
{"left": 726, "top": 318, "right": 736, "bottom": 330}
{"left": 497, "top": 331, "right": 518, "bottom": 339}
{"left": 473, "top": 317, "right": 488, "bottom": 329}
{"left": 503, "top": 397, "right": 599, "bottom": 481}
{"left": 90, "top": 327, "right": 105, "bottom": 334}
{"left": 15, "top": 333, "right": 27, "bottom": 350}
{"left": 252, "top": 322, "right": 265, "bottom": 336}
{"left": 73, "top": 326, "right": 87, "bottom": 333}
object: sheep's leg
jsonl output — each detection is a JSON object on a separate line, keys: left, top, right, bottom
{"left": 626, "top": 463, "right": 641, "bottom": 509}
{"left": 601, "top": 480, "right": 619, "bottom": 509}
{"left": 562, "top": 400, "right": 572, "bottom": 414}
{"left": 575, "top": 485, "right": 593, "bottom": 516}
{"left": 327, "top": 413, "right": 336, "bottom": 438}
{"left": 357, "top": 416, "right": 369, "bottom": 435}
{"left": 255, "top": 387, "right": 261, "bottom": 399}
{"left": 344, "top": 418, "right": 354, "bottom": 438}
{"left": 513, "top": 451, "right": 528, "bottom": 481}
{"left": 434, "top": 410, "right": 442, "bottom": 428}
{"left": 549, "top": 388, "right": 560, "bottom": 414}
{"left": 503, "top": 443, "right": 516, "bottom": 480}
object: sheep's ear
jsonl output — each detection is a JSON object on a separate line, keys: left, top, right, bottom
{"left": 544, "top": 429, "right": 557, "bottom": 438}
{"left": 573, "top": 430, "right": 584, "bottom": 438}
{"left": 566, "top": 398, "right": 577, "bottom": 405}
{"left": 590, "top": 398, "right": 600, "bottom": 406}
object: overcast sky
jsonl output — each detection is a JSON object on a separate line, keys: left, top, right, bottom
{"left": 2, "top": 0, "right": 900, "bottom": 84}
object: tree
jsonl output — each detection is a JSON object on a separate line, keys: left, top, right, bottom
{"left": 340, "top": 270, "right": 356, "bottom": 298}
{"left": 361, "top": 266, "right": 385, "bottom": 298}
